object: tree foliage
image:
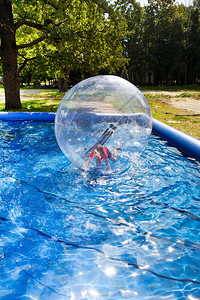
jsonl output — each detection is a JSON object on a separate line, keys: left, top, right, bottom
{"left": 1, "top": 0, "right": 200, "bottom": 111}
{"left": 0, "top": 0, "right": 128, "bottom": 108}
{"left": 118, "top": 0, "right": 200, "bottom": 85}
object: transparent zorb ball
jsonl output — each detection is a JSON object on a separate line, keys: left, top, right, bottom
{"left": 55, "top": 75, "right": 152, "bottom": 172}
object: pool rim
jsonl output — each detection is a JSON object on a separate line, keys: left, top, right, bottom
{"left": 0, "top": 111, "right": 199, "bottom": 162}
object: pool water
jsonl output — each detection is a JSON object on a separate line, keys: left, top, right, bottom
{"left": 0, "top": 121, "right": 200, "bottom": 300}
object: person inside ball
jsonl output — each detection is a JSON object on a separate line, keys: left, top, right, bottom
{"left": 84, "top": 144, "right": 121, "bottom": 171}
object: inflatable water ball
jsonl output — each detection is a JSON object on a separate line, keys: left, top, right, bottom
{"left": 55, "top": 75, "right": 152, "bottom": 172}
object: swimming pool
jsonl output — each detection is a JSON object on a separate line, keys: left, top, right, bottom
{"left": 0, "top": 120, "right": 200, "bottom": 299}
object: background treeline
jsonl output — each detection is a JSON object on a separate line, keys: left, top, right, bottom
{"left": 120, "top": 0, "right": 200, "bottom": 86}
{"left": 0, "top": 0, "right": 200, "bottom": 103}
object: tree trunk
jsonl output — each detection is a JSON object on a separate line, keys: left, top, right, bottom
{"left": 58, "top": 78, "right": 68, "bottom": 92}
{"left": 58, "top": 67, "right": 71, "bottom": 92}
{"left": 0, "top": 0, "right": 21, "bottom": 110}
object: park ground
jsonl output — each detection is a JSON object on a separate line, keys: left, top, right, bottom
{"left": 0, "top": 86, "right": 199, "bottom": 139}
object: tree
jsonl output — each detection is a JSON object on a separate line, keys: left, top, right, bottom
{"left": 140, "top": 0, "right": 186, "bottom": 85}
{"left": 0, "top": 0, "right": 47, "bottom": 109}
{"left": 0, "top": 0, "right": 20, "bottom": 109}
{"left": 183, "top": 4, "right": 200, "bottom": 83}
{"left": 0, "top": 0, "right": 128, "bottom": 109}
{"left": 114, "top": 0, "right": 144, "bottom": 84}
{"left": 35, "top": 1, "right": 128, "bottom": 91}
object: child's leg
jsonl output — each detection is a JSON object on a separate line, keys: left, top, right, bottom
{"left": 96, "top": 159, "right": 103, "bottom": 167}
{"left": 109, "top": 146, "right": 122, "bottom": 162}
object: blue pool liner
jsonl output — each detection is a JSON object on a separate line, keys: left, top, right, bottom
{"left": 0, "top": 111, "right": 199, "bottom": 162}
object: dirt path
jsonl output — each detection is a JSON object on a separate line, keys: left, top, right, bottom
{"left": 0, "top": 89, "right": 56, "bottom": 102}
{"left": 166, "top": 98, "right": 200, "bottom": 114}
{"left": 143, "top": 90, "right": 200, "bottom": 115}
{"left": 0, "top": 88, "right": 200, "bottom": 115}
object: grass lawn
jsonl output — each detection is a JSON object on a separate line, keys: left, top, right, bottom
{"left": 0, "top": 85, "right": 199, "bottom": 139}
{"left": 143, "top": 90, "right": 200, "bottom": 139}
{"left": 147, "top": 97, "right": 200, "bottom": 139}
{"left": 0, "top": 90, "right": 65, "bottom": 112}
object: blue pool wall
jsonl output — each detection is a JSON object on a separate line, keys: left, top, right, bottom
{"left": 0, "top": 112, "right": 55, "bottom": 122}
{"left": 0, "top": 111, "right": 199, "bottom": 162}
{"left": 152, "top": 119, "right": 200, "bottom": 162}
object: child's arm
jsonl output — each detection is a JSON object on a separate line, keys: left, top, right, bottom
{"left": 105, "top": 158, "right": 111, "bottom": 171}
{"left": 84, "top": 156, "right": 92, "bottom": 171}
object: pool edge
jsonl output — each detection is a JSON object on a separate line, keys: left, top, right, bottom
{"left": 0, "top": 111, "right": 55, "bottom": 122}
{"left": 152, "top": 118, "right": 200, "bottom": 162}
{"left": 0, "top": 112, "right": 199, "bottom": 162}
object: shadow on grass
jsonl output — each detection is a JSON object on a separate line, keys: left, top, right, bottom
{"left": 0, "top": 100, "right": 60, "bottom": 112}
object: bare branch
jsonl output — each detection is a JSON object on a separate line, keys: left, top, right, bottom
{"left": 18, "top": 55, "right": 37, "bottom": 73}
{"left": 17, "top": 36, "right": 47, "bottom": 49}
{"left": 17, "top": 35, "right": 47, "bottom": 49}
{"left": 15, "top": 19, "right": 44, "bottom": 31}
